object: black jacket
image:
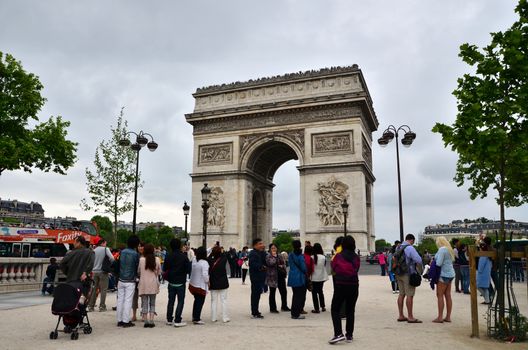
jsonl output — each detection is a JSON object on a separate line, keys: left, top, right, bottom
{"left": 208, "top": 254, "right": 229, "bottom": 290}
{"left": 163, "top": 250, "right": 191, "bottom": 285}
{"left": 248, "top": 249, "right": 267, "bottom": 283}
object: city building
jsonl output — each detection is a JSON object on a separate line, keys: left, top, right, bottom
{"left": 421, "top": 218, "right": 528, "bottom": 241}
{"left": 0, "top": 198, "right": 45, "bottom": 223}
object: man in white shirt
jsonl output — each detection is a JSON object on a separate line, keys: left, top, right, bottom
{"left": 88, "top": 237, "right": 114, "bottom": 312}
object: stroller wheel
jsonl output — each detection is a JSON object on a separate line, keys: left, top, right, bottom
{"left": 83, "top": 326, "right": 92, "bottom": 334}
{"left": 49, "top": 331, "right": 58, "bottom": 340}
{"left": 70, "top": 332, "right": 79, "bottom": 340}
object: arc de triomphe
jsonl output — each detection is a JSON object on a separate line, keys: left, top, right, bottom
{"left": 186, "top": 65, "right": 378, "bottom": 252}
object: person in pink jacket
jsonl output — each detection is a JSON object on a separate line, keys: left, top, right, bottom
{"left": 137, "top": 243, "right": 161, "bottom": 328}
{"left": 378, "top": 251, "right": 387, "bottom": 276}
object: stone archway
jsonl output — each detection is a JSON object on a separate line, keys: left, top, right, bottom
{"left": 186, "top": 65, "right": 378, "bottom": 252}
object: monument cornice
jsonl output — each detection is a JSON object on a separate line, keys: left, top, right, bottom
{"left": 187, "top": 100, "right": 378, "bottom": 135}
{"left": 194, "top": 65, "right": 361, "bottom": 95}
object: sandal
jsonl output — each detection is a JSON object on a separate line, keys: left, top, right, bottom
{"left": 397, "top": 318, "right": 408, "bottom": 322}
{"left": 432, "top": 319, "right": 443, "bottom": 323}
{"left": 407, "top": 319, "right": 423, "bottom": 323}
{"left": 443, "top": 319, "right": 451, "bottom": 323}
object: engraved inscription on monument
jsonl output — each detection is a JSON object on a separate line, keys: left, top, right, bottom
{"left": 312, "top": 131, "right": 353, "bottom": 156}
{"left": 315, "top": 177, "right": 349, "bottom": 226}
{"left": 199, "top": 142, "right": 233, "bottom": 165}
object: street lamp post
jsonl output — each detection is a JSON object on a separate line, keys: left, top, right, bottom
{"left": 377, "top": 125, "right": 416, "bottom": 242}
{"left": 119, "top": 130, "right": 158, "bottom": 235}
{"left": 201, "top": 184, "right": 211, "bottom": 248}
{"left": 183, "top": 201, "right": 190, "bottom": 242}
{"left": 342, "top": 199, "right": 349, "bottom": 236}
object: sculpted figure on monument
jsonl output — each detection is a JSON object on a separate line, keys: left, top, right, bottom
{"left": 207, "top": 187, "right": 225, "bottom": 230}
{"left": 315, "top": 177, "right": 349, "bottom": 226}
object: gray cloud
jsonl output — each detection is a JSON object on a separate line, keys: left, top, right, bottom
{"left": 1, "top": 0, "right": 526, "bottom": 245}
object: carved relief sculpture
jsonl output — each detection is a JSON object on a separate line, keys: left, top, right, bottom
{"left": 315, "top": 177, "right": 349, "bottom": 226}
{"left": 240, "top": 129, "right": 305, "bottom": 157}
{"left": 207, "top": 187, "right": 225, "bottom": 230}
{"left": 312, "top": 131, "right": 353, "bottom": 156}
{"left": 199, "top": 143, "right": 232, "bottom": 165}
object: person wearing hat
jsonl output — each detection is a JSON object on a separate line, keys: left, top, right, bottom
{"left": 88, "top": 237, "right": 114, "bottom": 312}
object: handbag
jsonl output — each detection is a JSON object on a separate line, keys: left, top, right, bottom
{"left": 409, "top": 272, "right": 422, "bottom": 287}
{"left": 188, "top": 284, "right": 207, "bottom": 296}
{"left": 102, "top": 248, "right": 112, "bottom": 273}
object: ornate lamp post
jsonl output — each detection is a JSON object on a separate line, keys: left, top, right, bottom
{"left": 341, "top": 199, "right": 349, "bottom": 236}
{"left": 119, "top": 130, "right": 158, "bottom": 235}
{"left": 201, "top": 184, "right": 211, "bottom": 248}
{"left": 377, "top": 125, "right": 416, "bottom": 242}
{"left": 183, "top": 201, "right": 190, "bottom": 242}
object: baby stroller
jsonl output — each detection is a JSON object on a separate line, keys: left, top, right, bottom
{"left": 49, "top": 280, "right": 93, "bottom": 340}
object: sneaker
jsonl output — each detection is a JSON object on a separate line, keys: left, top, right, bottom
{"left": 166, "top": 321, "right": 173, "bottom": 326}
{"left": 321, "top": 307, "right": 326, "bottom": 312}
{"left": 174, "top": 322, "right": 187, "bottom": 327}
{"left": 281, "top": 307, "right": 291, "bottom": 312}
{"left": 87, "top": 307, "right": 94, "bottom": 312}
{"left": 300, "top": 310, "right": 307, "bottom": 314}
{"left": 211, "top": 319, "right": 218, "bottom": 322}
{"left": 251, "top": 314, "right": 264, "bottom": 319}
{"left": 193, "top": 320, "right": 205, "bottom": 325}
{"left": 346, "top": 335, "right": 353, "bottom": 343}
{"left": 99, "top": 307, "right": 107, "bottom": 312}
{"left": 328, "top": 334, "right": 346, "bottom": 344}
{"left": 144, "top": 322, "right": 149, "bottom": 328}
{"left": 311, "top": 310, "right": 320, "bottom": 314}
{"left": 117, "top": 321, "right": 125, "bottom": 327}
{"left": 122, "top": 322, "right": 135, "bottom": 328}
{"left": 223, "top": 318, "right": 230, "bottom": 323}
{"left": 291, "top": 315, "right": 306, "bottom": 319}
{"left": 149, "top": 322, "right": 156, "bottom": 328}
{"left": 270, "top": 310, "right": 279, "bottom": 314}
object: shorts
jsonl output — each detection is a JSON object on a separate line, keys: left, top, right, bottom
{"left": 439, "top": 277, "right": 454, "bottom": 284}
{"left": 396, "top": 274, "right": 416, "bottom": 297}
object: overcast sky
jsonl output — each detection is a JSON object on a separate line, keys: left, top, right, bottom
{"left": 1, "top": 0, "right": 526, "bottom": 244}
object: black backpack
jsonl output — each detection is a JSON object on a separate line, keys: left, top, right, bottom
{"left": 392, "top": 246, "right": 409, "bottom": 275}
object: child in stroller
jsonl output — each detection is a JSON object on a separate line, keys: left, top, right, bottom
{"left": 49, "top": 279, "right": 94, "bottom": 340}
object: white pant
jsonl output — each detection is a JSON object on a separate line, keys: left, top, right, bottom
{"left": 210, "top": 289, "right": 229, "bottom": 322}
{"left": 117, "top": 281, "right": 135, "bottom": 323}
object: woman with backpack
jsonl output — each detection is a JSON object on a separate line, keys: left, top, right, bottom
{"left": 329, "top": 236, "right": 360, "bottom": 345}
{"left": 137, "top": 243, "right": 161, "bottom": 328}
{"left": 432, "top": 237, "right": 455, "bottom": 323}
{"left": 311, "top": 243, "right": 328, "bottom": 313}
{"left": 208, "top": 246, "right": 230, "bottom": 323}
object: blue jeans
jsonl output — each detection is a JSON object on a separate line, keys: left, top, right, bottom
{"left": 167, "top": 284, "right": 186, "bottom": 323}
{"left": 41, "top": 277, "right": 54, "bottom": 294}
{"left": 460, "top": 265, "right": 470, "bottom": 293}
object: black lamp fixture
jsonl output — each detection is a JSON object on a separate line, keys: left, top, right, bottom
{"left": 183, "top": 201, "right": 190, "bottom": 243}
{"left": 341, "top": 199, "right": 349, "bottom": 236}
{"left": 201, "top": 183, "right": 212, "bottom": 248}
{"left": 119, "top": 130, "right": 158, "bottom": 235}
{"left": 377, "top": 125, "right": 416, "bottom": 242}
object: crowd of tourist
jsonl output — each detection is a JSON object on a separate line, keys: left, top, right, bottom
{"left": 46, "top": 229, "right": 525, "bottom": 345}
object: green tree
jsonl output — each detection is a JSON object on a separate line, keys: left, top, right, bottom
{"left": 375, "top": 239, "right": 391, "bottom": 252}
{"left": 416, "top": 238, "right": 438, "bottom": 255}
{"left": 158, "top": 226, "right": 175, "bottom": 249}
{"left": 273, "top": 233, "right": 294, "bottom": 253}
{"left": 432, "top": 0, "right": 528, "bottom": 335}
{"left": 0, "top": 52, "right": 77, "bottom": 175}
{"left": 81, "top": 108, "right": 140, "bottom": 244}
{"left": 91, "top": 215, "right": 114, "bottom": 245}
{"left": 116, "top": 228, "right": 132, "bottom": 248}
{"left": 138, "top": 226, "right": 158, "bottom": 245}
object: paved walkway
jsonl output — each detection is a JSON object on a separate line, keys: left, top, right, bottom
{"left": 0, "top": 290, "right": 50, "bottom": 310}
{"left": 0, "top": 275, "right": 526, "bottom": 350}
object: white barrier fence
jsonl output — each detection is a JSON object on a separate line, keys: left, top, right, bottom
{"left": 0, "top": 258, "right": 51, "bottom": 293}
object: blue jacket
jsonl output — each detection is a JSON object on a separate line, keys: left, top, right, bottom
{"left": 477, "top": 256, "right": 491, "bottom": 289}
{"left": 119, "top": 248, "right": 139, "bottom": 283}
{"left": 287, "top": 252, "right": 306, "bottom": 288}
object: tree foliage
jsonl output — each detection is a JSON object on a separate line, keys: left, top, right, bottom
{"left": 81, "top": 108, "right": 141, "bottom": 244}
{"left": 0, "top": 52, "right": 77, "bottom": 175}
{"left": 432, "top": 0, "right": 528, "bottom": 332}
{"left": 273, "top": 233, "right": 294, "bottom": 253}
{"left": 375, "top": 239, "right": 391, "bottom": 252}
{"left": 416, "top": 238, "right": 438, "bottom": 255}
{"left": 91, "top": 215, "right": 114, "bottom": 245}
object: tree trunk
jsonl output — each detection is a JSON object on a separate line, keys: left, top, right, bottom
{"left": 497, "top": 176, "right": 506, "bottom": 322}
{"left": 113, "top": 195, "right": 118, "bottom": 247}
